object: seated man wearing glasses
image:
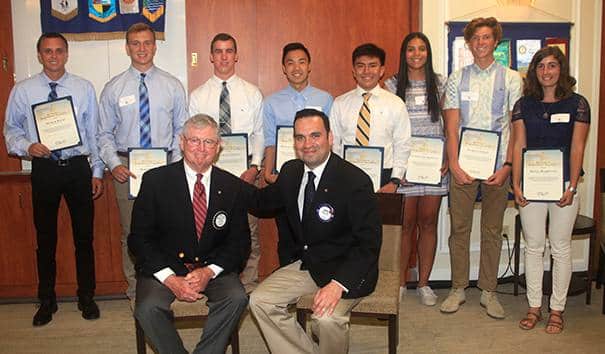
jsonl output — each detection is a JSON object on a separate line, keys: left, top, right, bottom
{"left": 129, "top": 114, "right": 251, "bottom": 354}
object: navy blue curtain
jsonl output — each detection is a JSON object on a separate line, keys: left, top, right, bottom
{"left": 40, "top": 0, "right": 166, "bottom": 39}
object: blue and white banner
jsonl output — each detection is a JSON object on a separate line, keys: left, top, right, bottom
{"left": 41, "top": 0, "right": 166, "bottom": 41}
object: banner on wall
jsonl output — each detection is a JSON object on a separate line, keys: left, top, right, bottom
{"left": 40, "top": 0, "right": 166, "bottom": 41}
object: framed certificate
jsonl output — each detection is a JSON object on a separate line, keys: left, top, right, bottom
{"left": 343, "top": 145, "right": 384, "bottom": 192}
{"left": 458, "top": 127, "right": 501, "bottom": 180}
{"left": 216, "top": 133, "right": 249, "bottom": 177}
{"left": 128, "top": 148, "right": 168, "bottom": 199}
{"left": 275, "top": 125, "right": 296, "bottom": 173}
{"left": 31, "top": 96, "right": 82, "bottom": 152}
{"left": 405, "top": 135, "right": 444, "bottom": 186}
{"left": 522, "top": 148, "right": 564, "bottom": 202}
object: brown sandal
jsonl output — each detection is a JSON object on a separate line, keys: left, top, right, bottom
{"left": 545, "top": 311, "right": 564, "bottom": 334}
{"left": 519, "top": 308, "right": 542, "bottom": 330}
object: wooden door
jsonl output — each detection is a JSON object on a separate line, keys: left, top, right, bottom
{"left": 0, "top": 0, "right": 20, "bottom": 172}
{"left": 186, "top": 0, "right": 420, "bottom": 279}
{"left": 594, "top": 2, "right": 605, "bottom": 269}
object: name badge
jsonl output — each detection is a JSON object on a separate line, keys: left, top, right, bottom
{"left": 316, "top": 203, "right": 335, "bottom": 223}
{"left": 119, "top": 95, "right": 136, "bottom": 107}
{"left": 550, "top": 113, "right": 570, "bottom": 123}
{"left": 461, "top": 91, "right": 479, "bottom": 102}
{"left": 414, "top": 95, "right": 426, "bottom": 105}
{"left": 212, "top": 211, "right": 227, "bottom": 230}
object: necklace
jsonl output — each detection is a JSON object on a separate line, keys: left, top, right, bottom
{"left": 540, "top": 100, "right": 558, "bottom": 120}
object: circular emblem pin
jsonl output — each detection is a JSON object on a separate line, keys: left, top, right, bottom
{"left": 316, "top": 203, "right": 335, "bottom": 223}
{"left": 213, "top": 211, "right": 227, "bottom": 229}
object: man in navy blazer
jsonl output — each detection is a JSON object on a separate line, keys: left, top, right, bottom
{"left": 128, "top": 114, "right": 250, "bottom": 354}
{"left": 249, "top": 108, "right": 381, "bottom": 354}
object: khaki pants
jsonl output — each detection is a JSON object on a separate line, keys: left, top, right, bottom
{"left": 249, "top": 261, "right": 360, "bottom": 354}
{"left": 448, "top": 179, "right": 509, "bottom": 291}
{"left": 113, "top": 159, "right": 137, "bottom": 300}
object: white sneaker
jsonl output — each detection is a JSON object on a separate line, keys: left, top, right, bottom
{"left": 416, "top": 286, "right": 438, "bottom": 306}
{"left": 399, "top": 286, "right": 407, "bottom": 301}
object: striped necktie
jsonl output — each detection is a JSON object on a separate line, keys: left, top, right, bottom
{"left": 48, "top": 82, "right": 58, "bottom": 100}
{"left": 193, "top": 174, "right": 207, "bottom": 240}
{"left": 219, "top": 81, "right": 232, "bottom": 135}
{"left": 48, "top": 82, "right": 60, "bottom": 160}
{"left": 139, "top": 73, "right": 151, "bottom": 148}
{"left": 356, "top": 92, "right": 371, "bottom": 146}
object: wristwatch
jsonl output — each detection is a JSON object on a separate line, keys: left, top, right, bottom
{"left": 568, "top": 186, "right": 577, "bottom": 194}
{"left": 389, "top": 177, "right": 401, "bottom": 187}
{"left": 503, "top": 161, "right": 513, "bottom": 168}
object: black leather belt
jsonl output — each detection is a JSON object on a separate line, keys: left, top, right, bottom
{"left": 44, "top": 155, "right": 87, "bottom": 167}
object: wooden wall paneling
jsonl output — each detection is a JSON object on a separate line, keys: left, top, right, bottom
{"left": 0, "top": 0, "right": 21, "bottom": 172}
{"left": 256, "top": 0, "right": 417, "bottom": 97}
{"left": 0, "top": 175, "right": 37, "bottom": 297}
{"left": 186, "top": 0, "right": 258, "bottom": 93}
{"left": 0, "top": 174, "right": 126, "bottom": 298}
{"left": 594, "top": 1, "right": 605, "bottom": 270}
{"left": 185, "top": 0, "right": 420, "bottom": 279}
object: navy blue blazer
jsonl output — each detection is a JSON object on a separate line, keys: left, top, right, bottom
{"left": 253, "top": 153, "right": 382, "bottom": 299}
{"left": 128, "top": 160, "right": 251, "bottom": 277}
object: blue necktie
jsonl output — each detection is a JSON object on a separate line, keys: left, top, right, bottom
{"left": 48, "top": 82, "right": 60, "bottom": 160}
{"left": 48, "top": 82, "right": 58, "bottom": 100}
{"left": 219, "top": 81, "right": 231, "bottom": 135}
{"left": 139, "top": 73, "right": 151, "bottom": 148}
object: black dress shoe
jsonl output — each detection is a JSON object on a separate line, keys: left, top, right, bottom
{"left": 33, "top": 301, "right": 58, "bottom": 327}
{"left": 78, "top": 300, "right": 100, "bottom": 320}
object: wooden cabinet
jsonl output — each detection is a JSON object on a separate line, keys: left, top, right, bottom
{"left": 0, "top": 173, "right": 126, "bottom": 298}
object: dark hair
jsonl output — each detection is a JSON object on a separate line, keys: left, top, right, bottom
{"left": 211, "top": 33, "right": 237, "bottom": 53}
{"left": 37, "top": 33, "right": 68, "bottom": 52}
{"left": 395, "top": 32, "right": 440, "bottom": 123}
{"left": 294, "top": 108, "right": 330, "bottom": 132}
{"left": 523, "top": 46, "right": 575, "bottom": 100}
{"left": 126, "top": 23, "right": 156, "bottom": 43}
{"left": 352, "top": 43, "right": 385, "bottom": 66}
{"left": 282, "top": 42, "right": 311, "bottom": 65}
{"left": 463, "top": 17, "right": 502, "bottom": 43}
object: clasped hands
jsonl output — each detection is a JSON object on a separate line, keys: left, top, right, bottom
{"left": 164, "top": 267, "right": 215, "bottom": 302}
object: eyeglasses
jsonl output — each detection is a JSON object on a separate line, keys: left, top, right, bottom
{"left": 184, "top": 136, "right": 219, "bottom": 148}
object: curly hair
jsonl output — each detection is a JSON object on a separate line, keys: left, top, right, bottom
{"left": 463, "top": 17, "right": 502, "bottom": 43}
{"left": 523, "top": 46, "right": 576, "bottom": 100}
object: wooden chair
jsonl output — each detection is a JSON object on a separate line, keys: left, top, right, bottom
{"left": 295, "top": 193, "right": 404, "bottom": 354}
{"left": 134, "top": 296, "right": 240, "bottom": 354}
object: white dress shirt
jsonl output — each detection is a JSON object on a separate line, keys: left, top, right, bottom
{"left": 329, "top": 85, "right": 411, "bottom": 179}
{"left": 189, "top": 74, "right": 264, "bottom": 166}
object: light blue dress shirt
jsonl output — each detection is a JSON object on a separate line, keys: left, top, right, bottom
{"left": 3, "top": 71, "right": 104, "bottom": 178}
{"left": 262, "top": 84, "right": 333, "bottom": 147}
{"left": 97, "top": 66, "right": 188, "bottom": 170}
